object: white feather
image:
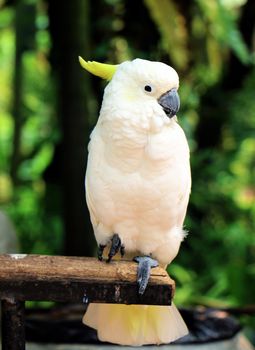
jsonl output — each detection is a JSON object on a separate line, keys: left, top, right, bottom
{"left": 84, "top": 59, "right": 191, "bottom": 345}
{"left": 86, "top": 59, "right": 191, "bottom": 265}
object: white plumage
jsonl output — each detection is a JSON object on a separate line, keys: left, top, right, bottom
{"left": 83, "top": 58, "right": 191, "bottom": 345}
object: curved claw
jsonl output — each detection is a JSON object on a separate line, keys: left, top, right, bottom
{"left": 107, "top": 234, "right": 122, "bottom": 263}
{"left": 133, "top": 256, "right": 158, "bottom": 295}
{"left": 120, "top": 244, "right": 125, "bottom": 258}
{"left": 98, "top": 244, "right": 106, "bottom": 261}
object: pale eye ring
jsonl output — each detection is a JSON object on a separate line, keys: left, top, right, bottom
{"left": 144, "top": 85, "right": 152, "bottom": 92}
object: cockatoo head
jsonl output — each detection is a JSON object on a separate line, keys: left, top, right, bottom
{"left": 79, "top": 57, "right": 180, "bottom": 121}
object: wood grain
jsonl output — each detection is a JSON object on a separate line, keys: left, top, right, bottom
{"left": 0, "top": 254, "right": 175, "bottom": 305}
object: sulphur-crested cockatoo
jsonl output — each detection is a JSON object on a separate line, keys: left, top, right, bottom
{"left": 79, "top": 57, "right": 191, "bottom": 346}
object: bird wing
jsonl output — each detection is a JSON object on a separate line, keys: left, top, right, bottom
{"left": 85, "top": 174, "right": 99, "bottom": 229}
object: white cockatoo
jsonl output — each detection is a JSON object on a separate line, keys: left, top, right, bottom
{"left": 79, "top": 57, "right": 191, "bottom": 346}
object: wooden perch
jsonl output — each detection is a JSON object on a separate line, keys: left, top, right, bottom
{"left": 0, "top": 254, "right": 175, "bottom": 306}
{"left": 0, "top": 254, "right": 175, "bottom": 349}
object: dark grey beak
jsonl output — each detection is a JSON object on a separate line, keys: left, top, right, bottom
{"left": 158, "top": 88, "right": 180, "bottom": 118}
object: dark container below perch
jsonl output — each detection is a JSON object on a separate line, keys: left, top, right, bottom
{"left": 24, "top": 305, "right": 253, "bottom": 349}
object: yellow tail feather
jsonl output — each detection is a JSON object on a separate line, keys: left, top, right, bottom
{"left": 83, "top": 303, "right": 188, "bottom": 346}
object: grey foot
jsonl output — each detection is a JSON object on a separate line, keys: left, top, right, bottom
{"left": 97, "top": 244, "right": 106, "bottom": 261}
{"left": 120, "top": 244, "right": 125, "bottom": 258}
{"left": 133, "top": 256, "right": 158, "bottom": 295}
{"left": 107, "top": 233, "right": 124, "bottom": 263}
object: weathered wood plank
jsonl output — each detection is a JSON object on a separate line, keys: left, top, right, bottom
{"left": 1, "top": 299, "right": 25, "bottom": 350}
{"left": 0, "top": 254, "right": 174, "bottom": 305}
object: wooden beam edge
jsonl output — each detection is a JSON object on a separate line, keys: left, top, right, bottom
{"left": 0, "top": 254, "right": 175, "bottom": 305}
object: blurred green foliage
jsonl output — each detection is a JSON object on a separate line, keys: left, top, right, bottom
{"left": 0, "top": 0, "right": 255, "bottom": 330}
{"left": 0, "top": 1, "right": 62, "bottom": 253}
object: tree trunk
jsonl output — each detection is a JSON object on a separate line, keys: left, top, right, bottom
{"left": 10, "top": 0, "right": 35, "bottom": 185}
{"left": 48, "top": 0, "right": 96, "bottom": 256}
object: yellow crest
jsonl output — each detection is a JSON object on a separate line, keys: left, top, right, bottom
{"left": 79, "top": 56, "right": 118, "bottom": 80}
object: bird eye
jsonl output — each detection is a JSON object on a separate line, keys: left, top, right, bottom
{"left": 144, "top": 85, "right": 152, "bottom": 92}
